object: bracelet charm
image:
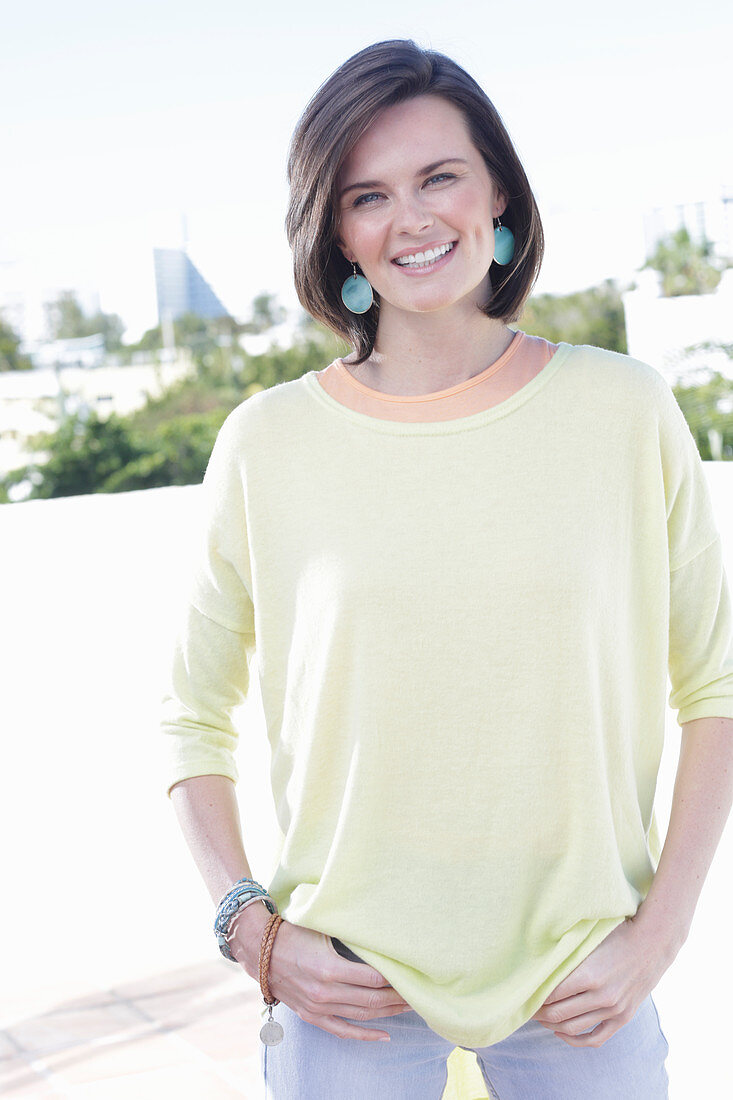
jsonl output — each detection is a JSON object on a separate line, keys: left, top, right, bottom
{"left": 260, "top": 1004, "right": 285, "bottom": 1046}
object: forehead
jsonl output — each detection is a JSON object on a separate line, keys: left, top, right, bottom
{"left": 338, "top": 95, "right": 475, "bottom": 180}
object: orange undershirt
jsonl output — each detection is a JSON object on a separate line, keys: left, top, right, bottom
{"left": 315, "top": 329, "right": 560, "bottom": 422}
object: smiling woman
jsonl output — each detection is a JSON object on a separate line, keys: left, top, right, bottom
{"left": 284, "top": 41, "right": 543, "bottom": 374}
{"left": 331, "top": 94, "right": 513, "bottom": 385}
{"left": 163, "top": 37, "right": 733, "bottom": 1100}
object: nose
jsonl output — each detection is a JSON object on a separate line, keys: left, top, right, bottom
{"left": 393, "top": 191, "right": 434, "bottom": 236}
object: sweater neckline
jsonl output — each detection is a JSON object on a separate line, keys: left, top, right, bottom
{"left": 302, "top": 341, "right": 574, "bottom": 434}
{"left": 333, "top": 329, "right": 525, "bottom": 403}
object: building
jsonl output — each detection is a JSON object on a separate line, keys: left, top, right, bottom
{"left": 643, "top": 190, "right": 733, "bottom": 266}
{"left": 31, "top": 333, "right": 106, "bottom": 371}
{"left": 153, "top": 248, "right": 230, "bottom": 326}
{"left": 0, "top": 354, "right": 193, "bottom": 480}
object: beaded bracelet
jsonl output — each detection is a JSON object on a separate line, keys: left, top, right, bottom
{"left": 214, "top": 877, "right": 278, "bottom": 962}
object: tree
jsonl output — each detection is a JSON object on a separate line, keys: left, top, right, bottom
{"left": 44, "top": 291, "right": 88, "bottom": 340}
{"left": 519, "top": 279, "right": 628, "bottom": 353}
{"left": 136, "top": 324, "right": 163, "bottom": 351}
{"left": 1, "top": 406, "right": 231, "bottom": 500}
{"left": 89, "top": 309, "right": 125, "bottom": 351}
{"left": 0, "top": 315, "right": 33, "bottom": 370}
{"left": 641, "top": 227, "right": 728, "bottom": 297}
{"left": 171, "top": 311, "right": 211, "bottom": 347}
{"left": 243, "top": 292, "right": 287, "bottom": 333}
{"left": 672, "top": 360, "right": 733, "bottom": 460}
{"left": 101, "top": 412, "right": 228, "bottom": 492}
{"left": 12, "top": 412, "right": 142, "bottom": 499}
{"left": 43, "top": 290, "right": 126, "bottom": 350}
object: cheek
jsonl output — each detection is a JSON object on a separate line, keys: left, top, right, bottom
{"left": 449, "top": 186, "right": 492, "bottom": 224}
{"left": 348, "top": 221, "right": 388, "bottom": 263}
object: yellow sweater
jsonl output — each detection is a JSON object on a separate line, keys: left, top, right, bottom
{"left": 162, "top": 341, "right": 733, "bottom": 1047}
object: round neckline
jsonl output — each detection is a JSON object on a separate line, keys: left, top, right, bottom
{"left": 302, "top": 341, "right": 574, "bottom": 434}
{"left": 333, "top": 329, "right": 525, "bottom": 403}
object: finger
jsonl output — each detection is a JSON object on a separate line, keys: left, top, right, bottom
{"left": 355, "top": 965, "right": 400, "bottom": 990}
{"left": 550, "top": 1007, "right": 618, "bottom": 1037}
{"left": 328, "top": 955, "right": 401, "bottom": 990}
{"left": 306, "top": 1013, "right": 392, "bottom": 1042}
{"left": 325, "top": 1000, "right": 413, "bottom": 1019}
{"left": 346, "top": 978, "right": 410, "bottom": 1005}
{"left": 321, "top": 964, "right": 411, "bottom": 1006}
{"left": 540, "top": 976, "right": 589, "bottom": 1006}
{"left": 554, "top": 1018, "right": 619, "bottom": 1048}
{"left": 321, "top": 981, "right": 411, "bottom": 1011}
{"left": 533, "top": 991, "right": 600, "bottom": 1025}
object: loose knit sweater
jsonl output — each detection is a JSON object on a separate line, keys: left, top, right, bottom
{"left": 161, "top": 337, "right": 733, "bottom": 1047}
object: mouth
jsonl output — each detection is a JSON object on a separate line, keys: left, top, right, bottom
{"left": 392, "top": 241, "right": 457, "bottom": 273}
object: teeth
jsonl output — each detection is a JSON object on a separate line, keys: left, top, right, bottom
{"left": 395, "top": 242, "right": 454, "bottom": 268}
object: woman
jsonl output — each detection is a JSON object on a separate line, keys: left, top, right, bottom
{"left": 163, "top": 40, "right": 733, "bottom": 1098}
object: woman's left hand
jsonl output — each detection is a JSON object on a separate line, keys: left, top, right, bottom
{"left": 530, "top": 915, "right": 676, "bottom": 1048}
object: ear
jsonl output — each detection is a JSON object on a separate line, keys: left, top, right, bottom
{"left": 335, "top": 240, "right": 355, "bottom": 264}
{"left": 493, "top": 191, "right": 508, "bottom": 220}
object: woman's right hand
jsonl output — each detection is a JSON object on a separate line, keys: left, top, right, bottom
{"left": 229, "top": 903, "right": 412, "bottom": 1041}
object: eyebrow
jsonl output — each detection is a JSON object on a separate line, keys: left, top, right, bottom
{"left": 338, "top": 158, "right": 469, "bottom": 199}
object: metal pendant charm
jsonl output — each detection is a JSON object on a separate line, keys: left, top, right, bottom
{"left": 260, "top": 1004, "right": 284, "bottom": 1046}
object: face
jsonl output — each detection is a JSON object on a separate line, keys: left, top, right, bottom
{"left": 335, "top": 94, "right": 507, "bottom": 318}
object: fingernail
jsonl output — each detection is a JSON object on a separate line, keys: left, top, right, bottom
{"left": 378, "top": 1036, "right": 391, "bottom": 1041}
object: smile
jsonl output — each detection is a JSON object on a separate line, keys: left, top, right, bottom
{"left": 392, "top": 241, "right": 457, "bottom": 273}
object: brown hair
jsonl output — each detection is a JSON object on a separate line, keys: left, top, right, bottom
{"left": 285, "top": 39, "right": 544, "bottom": 365}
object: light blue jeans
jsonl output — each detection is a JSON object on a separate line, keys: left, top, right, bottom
{"left": 260, "top": 992, "right": 669, "bottom": 1099}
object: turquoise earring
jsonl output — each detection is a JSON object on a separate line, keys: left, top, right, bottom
{"left": 341, "top": 262, "right": 374, "bottom": 314}
{"left": 493, "top": 217, "right": 515, "bottom": 265}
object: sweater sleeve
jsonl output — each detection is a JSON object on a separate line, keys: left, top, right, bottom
{"left": 161, "top": 409, "right": 257, "bottom": 796}
{"left": 656, "top": 376, "right": 733, "bottom": 725}
{"left": 668, "top": 535, "right": 733, "bottom": 724}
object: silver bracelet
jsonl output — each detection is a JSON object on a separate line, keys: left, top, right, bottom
{"left": 215, "top": 890, "right": 278, "bottom": 962}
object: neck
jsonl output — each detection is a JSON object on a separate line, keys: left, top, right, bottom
{"left": 347, "top": 301, "right": 516, "bottom": 397}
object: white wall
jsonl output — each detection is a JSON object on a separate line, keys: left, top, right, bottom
{"left": 623, "top": 269, "right": 733, "bottom": 383}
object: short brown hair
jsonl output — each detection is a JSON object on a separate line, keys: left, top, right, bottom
{"left": 285, "top": 39, "right": 545, "bottom": 364}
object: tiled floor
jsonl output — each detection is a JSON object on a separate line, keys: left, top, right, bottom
{"left": 0, "top": 959, "right": 265, "bottom": 1098}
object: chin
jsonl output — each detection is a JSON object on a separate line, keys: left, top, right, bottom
{"left": 385, "top": 296, "right": 450, "bottom": 315}
{"left": 404, "top": 291, "right": 471, "bottom": 314}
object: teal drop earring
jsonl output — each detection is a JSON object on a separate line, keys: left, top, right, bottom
{"left": 341, "top": 262, "right": 374, "bottom": 314}
{"left": 493, "top": 217, "right": 515, "bottom": 266}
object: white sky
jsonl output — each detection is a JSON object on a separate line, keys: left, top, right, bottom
{"left": 1, "top": 0, "right": 731, "bottom": 342}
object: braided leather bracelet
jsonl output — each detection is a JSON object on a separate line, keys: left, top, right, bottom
{"left": 258, "top": 913, "right": 285, "bottom": 1046}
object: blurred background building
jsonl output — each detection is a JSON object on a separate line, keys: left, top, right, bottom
{"left": 642, "top": 190, "right": 733, "bottom": 264}
{"left": 153, "top": 247, "right": 230, "bottom": 326}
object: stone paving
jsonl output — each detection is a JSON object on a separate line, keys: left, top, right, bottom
{"left": 0, "top": 959, "right": 264, "bottom": 1098}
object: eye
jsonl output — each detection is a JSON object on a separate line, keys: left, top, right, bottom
{"left": 351, "top": 173, "right": 455, "bottom": 208}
